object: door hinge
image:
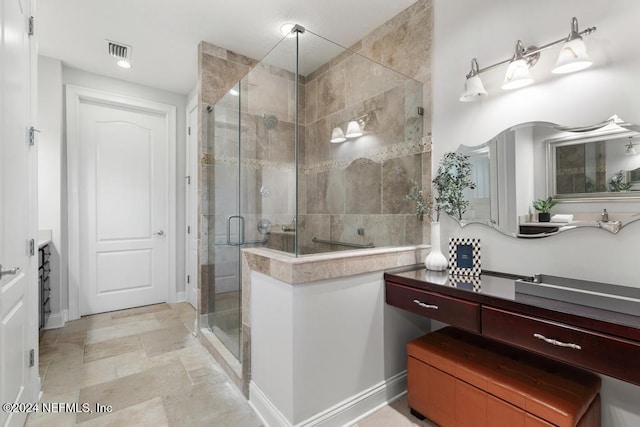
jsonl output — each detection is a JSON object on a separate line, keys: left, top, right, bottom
{"left": 29, "top": 239, "right": 35, "bottom": 256}
{"left": 186, "top": 175, "right": 191, "bottom": 185}
{"left": 188, "top": 126, "right": 191, "bottom": 135}
{"left": 29, "top": 349, "right": 35, "bottom": 367}
{"left": 28, "top": 16, "right": 34, "bottom": 36}
{"left": 187, "top": 275, "right": 190, "bottom": 284}
{"left": 28, "top": 126, "right": 40, "bottom": 146}
{"left": 187, "top": 225, "right": 191, "bottom": 234}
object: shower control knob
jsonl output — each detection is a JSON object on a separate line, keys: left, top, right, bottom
{"left": 257, "top": 219, "right": 272, "bottom": 235}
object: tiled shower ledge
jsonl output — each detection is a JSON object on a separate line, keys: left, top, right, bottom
{"left": 242, "top": 245, "right": 430, "bottom": 285}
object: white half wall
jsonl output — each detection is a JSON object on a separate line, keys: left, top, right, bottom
{"left": 432, "top": 1, "right": 640, "bottom": 425}
{"left": 250, "top": 270, "right": 430, "bottom": 426}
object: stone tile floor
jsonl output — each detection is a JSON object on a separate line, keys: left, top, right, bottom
{"left": 27, "top": 302, "right": 430, "bottom": 427}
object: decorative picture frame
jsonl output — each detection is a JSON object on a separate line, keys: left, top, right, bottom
{"left": 448, "top": 238, "right": 481, "bottom": 276}
{"left": 449, "top": 275, "right": 481, "bottom": 292}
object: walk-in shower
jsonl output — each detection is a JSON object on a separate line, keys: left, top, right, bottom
{"left": 202, "top": 26, "right": 424, "bottom": 359}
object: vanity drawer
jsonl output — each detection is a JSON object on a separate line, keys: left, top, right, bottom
{"left": 386, "top": 282, "right": 480, "bottom": 333}
{"left": 483, "top": 307, "right": 640, "bottom": 385}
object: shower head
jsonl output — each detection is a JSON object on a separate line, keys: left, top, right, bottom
{"left": 263, "top": 114, "right": 278, "bottom": 130}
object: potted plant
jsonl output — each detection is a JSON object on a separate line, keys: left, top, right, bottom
{"left": 406, "top": 152, "right": 476, "bottom": 271}
{"left": 532, "top": 197, "right": 557, "bottom": 222}
{"left": 433, "top": 152, "right": 477, "bottom": 221}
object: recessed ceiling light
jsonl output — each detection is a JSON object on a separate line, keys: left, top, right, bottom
{"left": 116, "top": 60, "right": 132, "bottom": 69}
{"left": 280, "top": 23, "right": 296, "bottom": 38}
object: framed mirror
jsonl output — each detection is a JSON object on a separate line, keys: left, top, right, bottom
{"left": 452, "top": 115, "right": 640, "bottom": 238}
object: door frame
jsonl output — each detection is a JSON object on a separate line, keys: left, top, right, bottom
{"left": 185, "top": 96, "right": 198, "bottom": 308}
{"left": 66, "top": 85, "right": 177, "bottom": 320}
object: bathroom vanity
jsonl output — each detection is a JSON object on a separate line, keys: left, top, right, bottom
{"left": 385, "top": 268, "right": 640, "bottom": 386}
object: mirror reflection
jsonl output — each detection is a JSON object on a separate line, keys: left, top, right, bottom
{"left": 453, "top": 115, "right": 640, "bottom": 238}
{"left": 549, "top": 122, "right": 640, "bottom": 197}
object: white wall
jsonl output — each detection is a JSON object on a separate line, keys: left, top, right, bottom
{"left": 37, "top": 59, "right": 189, "bottom": 317}
{"left": 250, "top": 270, "right": 430, "bottom": 426}
{"left": 37, "top": 56, "right": 64, "bottom": 326}
{"left": 433, "top": 1, "right": 640, "bottom": 425}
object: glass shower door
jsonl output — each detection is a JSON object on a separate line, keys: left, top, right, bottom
{"left": 209, "top": 87, "right": 243, "bottom": 358}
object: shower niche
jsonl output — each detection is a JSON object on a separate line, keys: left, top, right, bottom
{"left": 202, "top": 27, "right": 425, "bottom": 360}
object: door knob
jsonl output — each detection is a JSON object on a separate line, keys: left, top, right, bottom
{"left": 153, "top": 230, "right": 165, "bottom": 236}
{"left": 0, "top": 264, "right": 20, "bottom": 280}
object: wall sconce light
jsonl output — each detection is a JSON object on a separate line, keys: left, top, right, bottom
{"left": 501, "top": 40, "right": 535, "bottom": 90}
{"left": 460, "top": 58, "right": 487, "bottom": 102}
{"left": 460, "top": 17, "right": 596, "bottom": 102}
{"left": 329, "top": 113, "right": 371, "bottom": 143}
{"left": 345, "top": 120, "right": 363, "bottom": 138}
{"left": 330, "top": 127, "right": 346, "bottom": 143}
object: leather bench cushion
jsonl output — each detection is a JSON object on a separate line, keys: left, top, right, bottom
{"left": 408, "top": 327, "right": 601, "bottom": 427}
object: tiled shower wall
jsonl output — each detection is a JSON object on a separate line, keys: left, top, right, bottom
{"left": 198, "top": 0, "right": 434, "bottom": 299}
{"left": 298, "top": 0, "right": 433, "bottom": 253}
{"left": 299, "top": 53, "right": 426, "bottom": 253}
{"left": 196, "top": 0, "right": 434, "bottom": 392}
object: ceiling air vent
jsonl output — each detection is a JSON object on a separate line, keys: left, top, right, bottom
{"left": 105, "top": 40, "right": 132, "bottom": 60}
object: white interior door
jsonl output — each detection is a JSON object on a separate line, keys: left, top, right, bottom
{"left": 78, "top": 100, "right": 169, "bottom": 315}
{"left": 186, "top": 99, "right": 198, "bottom": 308}
{"left": 1, "top": 0, "right": 37, "bottom": 425}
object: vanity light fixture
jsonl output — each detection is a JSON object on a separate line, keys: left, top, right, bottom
{"left": 345, "top": 120, "right": 363, "bottom": 138}
{"left": 552, "top": 18, "right": 593, "bottom": 74}
{"left": 329, "top": 113, "right": 372, "bottom": 143}
{"left": 501, "top": 40, "right": 535, "bottom": 90}
{"left": 460, "top": 17, "right": 596, "bottom": 101}
{"left": 459, "top": 58, "right": 487, "bottom": 102}
{"left": 330, "top": 127, "right": 346, "bottom": 143}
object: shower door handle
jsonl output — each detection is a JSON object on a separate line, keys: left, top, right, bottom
{"left": 225, "top": 215, "right": 266, "bottom": 246}
{"left": 226, "top": 215, "right": 245, "bottom": 246}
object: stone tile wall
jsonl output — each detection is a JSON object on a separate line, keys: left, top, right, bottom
{"left": 197, "top": 0, "right": 434, "bottom": 395}
{"left": 298, "top": 0, "right": 433, "bottom": 253}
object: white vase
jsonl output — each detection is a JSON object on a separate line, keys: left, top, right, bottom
{"left": 425, "top": 222, "right": 448, "bottom": 271}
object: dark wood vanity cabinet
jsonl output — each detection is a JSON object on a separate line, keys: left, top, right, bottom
{"left": 385, "top": 269, "right": 640, "bottom": 386}
{"left": 39, "top": 244, "right": 51, "bottom": 334}
{"left": 386, "top": 282, "right": 481, "bottom": 333}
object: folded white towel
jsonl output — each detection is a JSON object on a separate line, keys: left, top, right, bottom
{"left": 551, "top": 214, "right": 574, "bottom": 223}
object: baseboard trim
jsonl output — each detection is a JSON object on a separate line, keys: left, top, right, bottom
{"left": 44, "top": 309, "right": 67, "bottom": 330}
{"left": 249, "top": 371, "right": 407, "bottom": 427}
{"left": 176, "top": 291, "right": 186, "bottom": 302}
{"left": 249, "top": 381, "right": 291, "bottom": 427}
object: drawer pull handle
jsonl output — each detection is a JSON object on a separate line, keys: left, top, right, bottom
{"left": 533, "top": 333, "right": 581, "bottom": 350}
{"left": 413, "top": 299, "right": 438, "bottom": 310}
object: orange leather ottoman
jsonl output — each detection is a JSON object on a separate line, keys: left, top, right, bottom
{"left": 407, "top": 327, "right": 601, "bottom": 427}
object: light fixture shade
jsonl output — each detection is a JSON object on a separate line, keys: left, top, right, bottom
{"left": 345, "top": 121, "right": 363, "bottom": 138}
{"left": 501, "top": 59, "right": 534, "bottom": 90}
{"left": 330, "top": 127, "right": 346, "bottom": 143}
{"left": 552, "top": 37, "right": 592, "bottom": 74}
{"left": 460, "top": 75, "right": 488, "bottom": 102}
